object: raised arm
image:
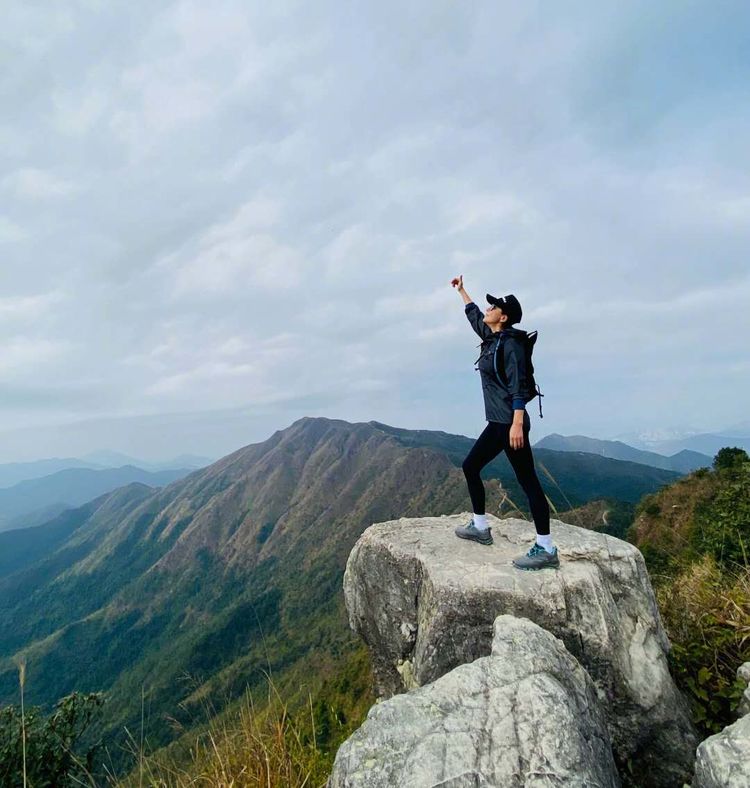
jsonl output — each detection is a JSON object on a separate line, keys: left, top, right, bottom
{"left": 451, "top": 274, "right": 493, "bottom": 340}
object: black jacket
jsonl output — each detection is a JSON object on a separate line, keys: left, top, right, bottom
{"left": 465, "top": 301, "right": 531, "bottom": 428}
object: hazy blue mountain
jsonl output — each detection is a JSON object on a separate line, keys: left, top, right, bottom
{"left": 0, "top": 465, "right": 197, "bottom": 532}
{"left": 533, "top": 433, "right": 712, "bottom": 473}
{"left": 654, "top": 433, "right": 750, "bottom": 456}
{"left": 1, "top": 502, "right": 72, "bottom": 532}
{"left": 0, "top": 457, "right": 106, "bottom": 489}
{"left": 720, "top": 420, "right": 750, "bottom": 436}
{"left": 80, "top": 450, "right": 215, "bottom": 471}
{"left": 612, "top": 427, "right": 750, "bottom": 456}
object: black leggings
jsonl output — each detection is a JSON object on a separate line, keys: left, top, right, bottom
{"left": 461, "top": 421, "right": 550, "bottom": 535}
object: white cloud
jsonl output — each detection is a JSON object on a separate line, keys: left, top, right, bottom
{"left": 0, "top": 336, "right": 71, "bottom": 375}
{"left": 447, "top": 192, "right": 538, "bottom": 233}
{"left": 0, "top": 291, "right": 66, "bottom": 321}
{"left": 3, "top": 168, "right": 77, "bottom": 200}
{"left": 51, "top": 88, "right": 108, "bottom": 136}
{"left": 147, "top": 197, "right": 305, "bottom": 298}
{"left": 0, "top": 217, "right": 27, "bottom": 243}
{"left": 0, "top": 0, "right": 748, "bottom": 456}
{"left": 146, "top": 359, "right": 256, "bottom": 395}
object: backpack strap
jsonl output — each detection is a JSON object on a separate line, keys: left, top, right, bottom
{"left": 492, "top": 335, "right": 507, "bottom": 386}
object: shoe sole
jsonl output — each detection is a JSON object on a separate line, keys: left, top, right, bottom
{"left": 512, "top": 560, "right": 560, "bottom": 571}
{"left": 455, "top": 531, "right": 493, "bottom": 546}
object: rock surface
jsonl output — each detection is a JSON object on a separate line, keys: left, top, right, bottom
{"left": 691, "top": 714, "right": 750, "bottom": 787}
{"left": 343, "top": 513, "right": 699, "bottom": 787}
{"left": 690, "top": 661, "right": 750, "bottom": 787}
{"left": 328, "top": 614, "right": 620, "bottom": 788}
{"left": 736, "top": 661, "right": 750, "bottom": 718}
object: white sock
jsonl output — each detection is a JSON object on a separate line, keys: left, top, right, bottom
{"left": 472, "top": 513, "right": 489, "bottom": 530}
{"left": 535, "top": 533, "right": 554, "bottom": 553}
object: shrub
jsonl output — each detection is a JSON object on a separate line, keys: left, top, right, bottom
{"left": 689, "top": 456, "right": 750, "bottom": 570}
{"left": 713, "top": 447, "right": 749, "bottom": 472}
{"left": 0, "top": 689, "right": 105, "bottom": 787}
{"left": 656, "top": 555, "right": 750, "bottom": 736}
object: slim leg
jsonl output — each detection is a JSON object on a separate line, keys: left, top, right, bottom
{"left": 461, "top": 422, "right": 506, "bottom": 515}
{"left": 505, "top": 427, "right": 551, "bottom": 535}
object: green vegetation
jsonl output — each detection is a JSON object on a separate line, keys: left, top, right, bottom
{"left": 689, "top": 448, "right": 750, "bottom": 570}
{"left": 111, "top": 663, "right": 373, "bottom": 788}
{"left": 1, "top": 419, "right": 748, "bottom": 785}
{"left": 1, "top": 660, "right": 105, "bottom": 788}
{"left": 656, "top": 554, "right": 749, "bottom": 734}
{"left": 628, "top": 446, "right": 750, "bottom": 737}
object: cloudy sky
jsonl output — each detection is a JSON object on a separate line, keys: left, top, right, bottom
{"left": 1, "top": 0, "right": 749, "bottom": 462}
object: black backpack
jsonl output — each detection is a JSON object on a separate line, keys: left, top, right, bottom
{"left": 495, "top": 331, "right": 545, "bottom": 418}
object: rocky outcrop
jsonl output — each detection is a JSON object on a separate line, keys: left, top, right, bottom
{"left": 342, "top": 512, "right": 700, "bottom": 787}
{"left": 691, "top": 716, "right": 750, "bottom": 788}
{"left": 691, "top": 662, "right": 750, "bottom": 787}
{"left": 328, "top": 614, "right": 621, "bottom": 788}
{"left": 736, "top": 661, "right": 750, "bottom": 718}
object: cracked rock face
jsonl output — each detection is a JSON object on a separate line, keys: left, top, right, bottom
{"left": 343, "top": 513, "right": 699, "bottom": 787}
{"left": 328, "top": 614, "right": 620, "bottom": 788}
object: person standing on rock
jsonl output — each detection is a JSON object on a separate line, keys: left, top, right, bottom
{"left": 450, "top": 274, "right": 559, "bottom": 571}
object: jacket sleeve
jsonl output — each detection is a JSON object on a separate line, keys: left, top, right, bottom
{"left": 464, "top": 302, "right": 494, "bottom": 341}
{"left": 503, "top": 338, "right": 528, "bottom": 410}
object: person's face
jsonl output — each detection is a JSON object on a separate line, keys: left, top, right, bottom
{"left": 483, "top": 303, "right": 507, "bottom": 327}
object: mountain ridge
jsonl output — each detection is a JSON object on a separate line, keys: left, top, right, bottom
{"left": 534, "top": 432, "right": 711, "bottom": 473}
{"left": 0, "top": 415, "right": 698, "bottom": 779}
{"left": 0, "top": 465, "right": 196, "bottom": 533}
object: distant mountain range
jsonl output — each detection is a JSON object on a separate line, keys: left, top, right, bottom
{"left": 0, "top": 457, "right": 106, "bottom": 489}
{"left": 0, "top": 465, "right": 197, "bottom": 533}
{"left": 0, "top": 453, "right": 213, "bottom": 490}
{"left": 611, "top": 424, "right": 750, "bottom": 456}
{"left": 533, "top": 433, "right": 712, "bottom": 473}
{"left": 79, "top": 450, "right": 215, "bottom": 472}
{"left": 0, "top": 416, "right": 686, "bottom": 779}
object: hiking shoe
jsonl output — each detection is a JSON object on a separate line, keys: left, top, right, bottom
{"left": 512, "top": 543, "right": 560, "bottom": 571}
{"left": 454, "top": 518, "right": 493, "bottom": 546}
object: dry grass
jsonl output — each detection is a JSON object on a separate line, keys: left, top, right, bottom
{"left": 656, "top": 553, "right": 750, "bottom": 655}
{"left": 630, "top": 471, "right": 717, "bottom": 549}
{"left": 496, "top": 461, "right": 569, "bottom": 528}
{"left": 655, "top": 553, "right": 750, "bottom": 733}
{"left": 103, "top": 670, "right": 331, "bottom": 788}
{"left": 16, "top": 656, "right": 28, "bottom": 788}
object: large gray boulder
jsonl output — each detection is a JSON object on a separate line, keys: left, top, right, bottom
{"left": 343, "top": 513, "right": 699, "bottom": 787}
{"left": 328, "top": 614, "right": 620, "bottom": 788}
{"left": 691, "top": 661, "right": 750, "bottom": 787}
{"left": 691, "top": 715, "right": 750, "bottom": 787}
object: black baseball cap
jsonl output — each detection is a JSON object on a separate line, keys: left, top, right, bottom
{"left": 486, "top": 293, "right": 522, "bottom": 324}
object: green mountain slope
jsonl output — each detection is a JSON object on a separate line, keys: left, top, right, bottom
{"left": 368, "top": 419, "right": 681, "bottom": 505}
{"left": 0, "top": 416, "right": 684, "bottom": 780}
